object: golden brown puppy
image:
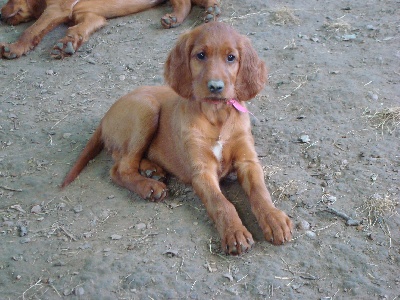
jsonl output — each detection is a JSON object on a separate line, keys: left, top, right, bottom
{"left": 62, "top": 22, "right": 292, "bottom": 255}
{"left": 0, "top": 0, "right": 220, "bottom": 59}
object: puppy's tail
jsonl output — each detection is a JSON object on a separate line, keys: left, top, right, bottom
{"left": 61, "top": 126, "right": 104, "bottom": 188}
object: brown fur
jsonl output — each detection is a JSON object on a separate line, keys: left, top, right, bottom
{"left": 0, "top": 0, "right": 220, "bottom": 59}
{"left": 62, "top": 22, "right": 293, "bottom": 255}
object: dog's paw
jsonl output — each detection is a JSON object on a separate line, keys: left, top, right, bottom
{"left": 161, "top": 14, "right": 181, "bottom": 29}
{"left": 139, "top": 160, "right": 166, "bottom": 182}
{"left": 222, "top": 226, "right": 254, "bottom": 255}
{"left": 259, "top": 208, "right": 293, "bottom": 245}
{"left": 204, "top": 4, "right": 221, "bottom": 23}
{"left": 51, "top": 41, "right": 76, "bottom": 59}
{"left": 137, "top": 179, "right": 168, "bottom": 202}
{"left": 0, "top": 43, "right": 23, "bottom": 59}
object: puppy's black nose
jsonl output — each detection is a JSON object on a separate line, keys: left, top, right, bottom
{"left": 207, "top": 80, "right": 224, "bottom": 93}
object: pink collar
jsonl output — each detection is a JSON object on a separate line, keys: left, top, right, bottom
{"left": 227, "top": 99, "right": 255, "bottom": 117}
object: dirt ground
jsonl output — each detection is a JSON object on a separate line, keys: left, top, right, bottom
{"left": 0, "top": 0, "right": 399, "bottom": 299}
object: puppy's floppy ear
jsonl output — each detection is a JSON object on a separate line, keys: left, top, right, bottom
{"left": 164, "top": 31, "right": 193, "bottom": 99}
{"left": 235, "top": 36, "right": 268, "bottom": 101}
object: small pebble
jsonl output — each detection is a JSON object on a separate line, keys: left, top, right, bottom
{"left": 86, "top": 58, "right": 96, "bottom": 65}
{"left": 305, "top": 230, "right": 316, "bottom": 239}
{"left": 31, "top": 205, "right": 42, "bottom": 214}
{"left": 342, "top": 34, "right": 356, "bottom": 41}
{"left": 326, "top": 195, "right": 337, "bottom": 204}
{"left": 46, "top": 69, "right": 54, "bottom": 75}
{"left": 73, "top": 205, "right": 83, "bottom": 213}
{"left": 63, "top": 133, "right": 72, "bottom": 139}
{"left": 297, "top": 219, "right": 311, "bottom": 230}
{"left": 367, "top": 92, "right": 379, "bottom": 101}
{"left": 299, "top": 135, "right": 310, "bottom": 143}
{"left": 346, "top": 219, "right": 361, "bottom": 226}
{"left": 19, "top": 226, "right": 28, "bottom": 237}
{"left": 111, "top": 234, "right": 122, "bottom": 240}
{"left": 135, "top": 223, "right": 146, "bottom": 230}
{"left": 74, "top": 287, "right": 85, "bottom": 296}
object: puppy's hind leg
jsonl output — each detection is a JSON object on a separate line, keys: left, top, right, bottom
{"left": 51, "top": 12, "right": 107, "bottom": 59}
{"left": 107, "top": 94, "right": 167, "bottom": 202}
{"left": 111, "top": 153, "right": 167, "bottom": 202}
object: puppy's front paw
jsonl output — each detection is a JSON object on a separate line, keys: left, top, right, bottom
{"left": 222, "top": 226, "right": 254, "bottom": 255}
{"left": 0, "top": 43, "right": 23, "bottom": 59}
{"left": 260, "top": 208, "right": 292, "bottom": 245}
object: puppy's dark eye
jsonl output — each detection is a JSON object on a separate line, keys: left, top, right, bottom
{"left": 227, "top": 54, "right": 236, "bottom": 62}
{"left": 197, "top": 52, "right": 206, "bottom": 60}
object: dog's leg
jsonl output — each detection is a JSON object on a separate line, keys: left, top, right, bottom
{"left": 192, "top": 0, "right": 220, "bottom": 23}
{"left": 234, "top": 142, "right": 293, "bottom": 245}
{"left": 105, "top": 93, "right": 167, "bottom": 202}
{"left": 0, "top": 5, "right": 70, "bottom": 59}
{"left": 111, "top": 154, "right": 167, "bottom": 202}
{"left": 161, "top": 0, "right": 192, "bottom": 28}
{"left": 51, "top": 13, "right": 107, "bottom": 59}
{"left": 191, "top": 166, "right": 254, "bottom": 255}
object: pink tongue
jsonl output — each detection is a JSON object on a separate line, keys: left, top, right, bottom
{"left": 227, "top": 99, "right": 251, "bottom": 113}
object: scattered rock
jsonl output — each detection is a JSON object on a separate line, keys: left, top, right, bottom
{"left": 299, "top": 135, "right": 310, "bottom": 143}
{"left": 19, "top": 226, "right": 28, "bottom": 237}
{"left": 73, "top": 205, "right": 83, "bottom": 213}
{"left": 223, "top": 273, "right": 234, "bottom": 282}
{"left": 45, "top": 69, "right": 54, "bottom": 75}
{"left": 62, "top": 133, "right": 72, "bottom": 139}
{"left": 367, "top": 91, "right": 379, "bottom": 101}
{"left": 74, "top": 287, "right": 85, "bottom": 296}
{"left": 305, "top": 230, "right": 316, "bottom": 239}
{"left": 111, "top": 234, "right": 122, "bottom": 240}
{"left": 31, "top": 205, "right": 42, "bottom": 214}
{"left": 135, "top": 223, "right": 146, "bottom": 230}
{"left": 163, "top": 249, "right": 179, "bottom": 257}
{"left": 297, "top": 219, "right": 311, "bottom": 230}
{"left": 342, "top": 34, "right": 356, "bottom": 41}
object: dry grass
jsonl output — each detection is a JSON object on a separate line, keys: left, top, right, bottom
{"left": 359, "top": 193, "right": 398, "bottom": 228}
{"left": 323, "top": 20, "right": 351, "bottom": 33}
{"left": 366, "top": 107, "right": 400, "bottom": 134}
{"left": 272, "top": 180, "right": 301, "bottom": 203}
{"left": 358, "top": 193, "right": 398, "bottom": 248}
{"left": 271, "top": 7, "right": 299, "bottom": 25}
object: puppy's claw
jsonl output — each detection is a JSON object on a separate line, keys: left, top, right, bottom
{"left": 144, "top": 169, "right": 155, "bottom": 177}
{"left": 247, "top": 237, "right": 255, "bottom": 247}
{"left": 64, "top": 42, "right": 75, "bottom": 55}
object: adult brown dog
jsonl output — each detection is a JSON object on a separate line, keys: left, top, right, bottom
{"left": 0, "top": 0, "right": 220, "bottom": 59}
{"left": 62, "top": 22, "right": 292, "bottom": 255}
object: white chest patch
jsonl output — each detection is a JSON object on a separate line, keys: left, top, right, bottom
{"left": 211, "top": 140, "right": 224, "bottom": 162}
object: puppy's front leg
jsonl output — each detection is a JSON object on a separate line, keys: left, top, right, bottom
{"left": 234, "top": 143, "right": 293, "bottom": 245}
{"left": 191, "top": 168, "right": 254, "bottom": 255}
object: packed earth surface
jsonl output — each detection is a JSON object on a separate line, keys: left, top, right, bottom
{"left": 0, "top": 0, "right": 399, "bottom": 299}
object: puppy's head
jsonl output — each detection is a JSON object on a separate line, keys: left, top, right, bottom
{"left": 1, "top": 0, "right": 45, "bottom": 25}
{"left": 164, "top": 22, "right": 267, "bottom": 103}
